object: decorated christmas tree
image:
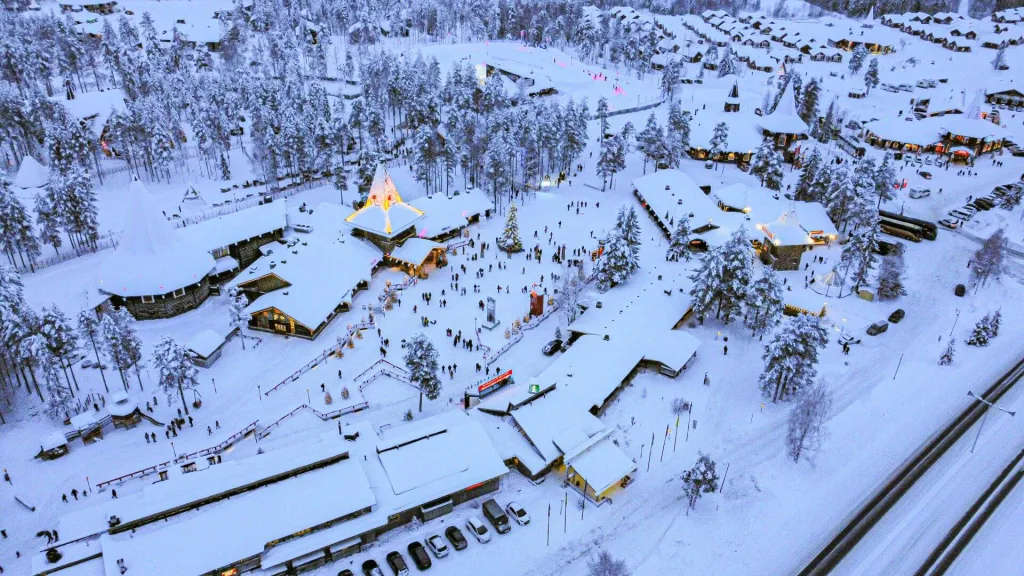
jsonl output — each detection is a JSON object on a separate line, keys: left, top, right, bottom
{"left": 498, "top": 202, "right": 523, "bottom": 253}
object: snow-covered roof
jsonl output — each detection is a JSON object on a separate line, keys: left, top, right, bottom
{"left": 51, "top": 88, "right": 127, "bottom": 122}
{"left": 940, "top": 116, "right": 1011, "bottom": 141}
{"left": 567, "top": 438, "right": 637, "bottom": 494}
{"left": 41, "top": 431, "right": 68, "bottom": 451}
{"left": 69, "top": 410, "right": 97, "bottom": 431}
{"left": 345, "top": 164, "right": 425, "bottom": 238}
{"left": 97, "top": 181, "right": 214, "bottom": 298}
{"left": 633, "top": 169, "right": 726, "bottom": 233}
{"left": 13, "top": 156, "right": 47, "bottom": 189}
{"left": 758, "top": 82, "right": 809, "bottom": 135}
{"left": 863, "top": 116, "right": 946, "bottom": 145}
{"left": 178, "top": 200, "right": 286, "bottom": 253}
{"left": 407, "top": 188, "right": 492, "bottom": 239}
{"left": 389, "top": 237, "right": 444, "bottom": 266}
{"left": 186, "top": 328, "right": 228, "bottom": 359}
{"left": 508, "top": 388, "right": 607, "bottom": 465}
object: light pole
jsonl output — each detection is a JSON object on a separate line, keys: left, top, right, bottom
{"left": 966, "top": 391, "right": 1016, "bottom": 454}
{"left": 950, "top": 309, "right": 961, "bottom": 337}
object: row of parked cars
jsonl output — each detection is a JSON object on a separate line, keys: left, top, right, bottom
{"left": 938, "top": 194, "right": 1000, "bottom": 230}
{"left": 346, "top": 500, "right": 529, "bottom": 575}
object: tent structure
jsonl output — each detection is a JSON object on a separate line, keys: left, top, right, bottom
{"left": 97, "top": 181, "right": 214, "bottom": 318}
{"left": 758, "top": 81, "right": 809, "bottom": 142}
{"left": 345, "top": 164, "right": 424, "bottom": 251}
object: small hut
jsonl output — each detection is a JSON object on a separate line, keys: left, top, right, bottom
{"left": 38, "top": 432, "right": 70, "bottom": 460}
{"left": 108, "top": 390, "right": 142, "bottom": 429}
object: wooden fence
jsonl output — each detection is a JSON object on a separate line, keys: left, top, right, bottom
{"left": 256, "top": 402, "right": 369, "bottom": 440}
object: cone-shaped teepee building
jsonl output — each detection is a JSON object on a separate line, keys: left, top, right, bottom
{"left": 97, "top": 180, "right": 214, "bottom": 319}
{"left": 345, "top": 164, "right": 425, "bottom": 251}
{"left": 758, "top": 80, "right": 809, "bottom": 148}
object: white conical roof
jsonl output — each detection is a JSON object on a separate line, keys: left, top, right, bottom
{"left": 13, "top": 156, "right": 48, "bottom": 189}
{"left": 345, "top": 164, "right": 424, "bottom": 238}
{"left": 759, "top": 81, "right": 809, "bottom": 135}
{"left": 864, "top": 6, "right": 875, "bottom": 22}
{"left": 97, "top": 180, "right": 214, "bottom": 297}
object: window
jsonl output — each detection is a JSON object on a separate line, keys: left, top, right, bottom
{"left": 172, "top": 288, "right": 186, "bottom": 298}
{"left": 140, "top": 295, "right": 155, "bottom": 304}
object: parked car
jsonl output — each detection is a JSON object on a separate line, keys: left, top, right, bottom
{"left": 362, "top": 560, "right": 385, "bottom": 576}
{"left": 466, "top": 517, "right": 492, "bottom": 543}
{"left": 445, "top": 526, "right": 468, "bottom": 550}
{"left": 938, "top": 217, "right": 959, "bottom": 229}
{"left": 955, "top": 284, "right": 966, "bottom": 297}
{"left": 506, "top": 501, "right": 530, "bottom": 526}
{"left": 293, "top": 223, "right": 314, "bottom": 233}
{"left": 482, "top": 499, "right": 511, "bottom": 534}
{"left": 959, "top": 205, "right": 978, "bottom": 215}
{"left": 407, "top": 542, "right": 431, "bottom": 570}
{"left": 839, "top": 332, "right": 861, "bottom": 346}
{"left": 426, "top": 534, "right": 450, "bottom": 558}
{"left": 542, "top": 339, "right": 563, "bottom": 356}
{"left": 918, "top": 171, "right": 933, "bottom": 179}
{"left": 888, "top": 309, "right": 906, "bottom": 323}
{"left": 949, "top": 208, "right": 973, "bottom": 220}
{"left": 80, "top": 359, "right": 94, "bottom": 369}
{"left": 339, "top": 570, "right": 355, "bottom": 576}
{"left": 386, "top": 551, "right": 410, "bottom": 576}
{"left": 909, "top": 187, "right": 931, "bottom": 199}
{"left": 866, "top": 321, "right": 889, "bottom": 336}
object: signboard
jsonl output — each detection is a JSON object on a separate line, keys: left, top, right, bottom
{"left": 478, "top": 370, "right": 513, "bottom": 397}
{"left": 486, "top": 297, "right": 496, "bottom": 324}
{"left": 529, "top": 292, "right": 543, "bottom": 317}
{"left": 529, "top": 383, "right": 541, "bottom": 394}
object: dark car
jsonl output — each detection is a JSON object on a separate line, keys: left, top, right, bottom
{"left": 482, "top": 498, "right": 511, "bottom": 534}
{"left": 888, "top": 309, "right": 905, "bottom": 323}
{"left": 955, "top": 284, "right": 966, "bottom": 297}
{"left": 339, "top": 570, "right": 355, "bottom": 576}
{"left": 919, "top": 171, "right": 932, "bottom": 179}
{"left": 445, "top": 526, "right": 468, "bottom": 551}
{"left": 542, "top": 339, "right": 563, "bottom": 356}
{"left": 386, "top": 551, "right": 409, "bottom": 576}
{"left": 866, "top": 321, "right": 889, "bottom": 336}
{"left": 362, "top": 560, "right": 385, "bottom": 576}
{"left": 407, "top": 542, "right": 431, "bottom": 570}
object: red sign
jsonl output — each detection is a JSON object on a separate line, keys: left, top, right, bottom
{"left": 478, "top": 370, "right": 513, "bottom": 395}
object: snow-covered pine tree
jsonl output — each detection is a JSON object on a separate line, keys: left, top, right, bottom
{"left": 966, "top": 313, "right": 993, "bottom": 347}
{"left": 824, "top": 166, "right": 855, "bottom": 230}
{"left": 637, "top": 112, "right": 664, "bottom": 173}
{"left": 0, "top": 173, "right": 41, "bottom": 269}
{"left": 152, "top": 335, "right": 199, "bottom": 415}
{"left": 666, "top": 216, "right": 692, "bottom": 262}
{"left": 717, "top": 44, "right": 739, "bottom": 77}
{"left": 34, "top": 192, "right": 63, "bottom": 256}
{"left": 664, "top": 103, "right": 691, "bottom": 167}
{"left": 556, "top": 265, "right": 586, "bottom": 324}
{"left": 404, "top": 332, "right": 441, "bottom": 411}
{"left": 990, "top": 310, "right": 1001, "bottom": 337}
{"left": 595, "top": 97, "right": 609, "bottom": 142}
{"left": 972, "top": 228, "right": 1006, "bottom": 287}
{"left": 596, "top": 133, "right": 623, "bottom": 190}
{"left": 848, "top": 44, "right": 868, "bottom": 75}
{"left": 815, "top": 100, "right": 837, "bottom": 143}
{"left": 786, "top": 380, "right": 833, "bottom": 464}
{"left": 864, "top": 58, "right": 880, "bottom": 94}
{"left": 839, "top": 220, "right": 880, "bottom": 294}
{"left": 594, "top": 228, "right": 637, "bottom": 291}
{"left": 660, "top": 58, "right": 680, "bottom": 101}
{"left": 939, "top": 339, "right": 955, "bottom": 366}
{"left": 77, "top": 309, "right": 109, "bottom": 392}
{"left": 228, "top": 288, "right": 249, "bottom": 350}
{"left": 760, "top": 314, "right": 829, "bottom": 402}
{"left": 40, "top": 304, "right": 79, "bottom": 393}
{"left": 751, "top": 140, "right": 785, "bottom": 191}
{"left": 876, "top": 251, "right": 907, "bottom": 301}
{"left": 688, "top": 247, "right": 725, "bottom": 323}
{"left": 498, "top": 202, "right": 523, "bottom": 253}
{"left": 616, "top": 205, "right": 642, "bottom": 261}
{"left": 746, "top": 268, "right": 785, "bottom": 339}
{"left": 709, "top": 121, "right": 729, "bottom": 161}
{"left": 798, "top": 77, "right": 820, "bottom": 125}
{"left": 874, "top": 152, "right": 897, "bottom": 207}
{"left": 794, "top": 149, "right": 822, "bottom": 202}
{"left": 681, "top": 451, "right": 719, "bottom": 510}
{"left": 992, "top": 47, "right": 1007, "bottom": 71}
{"left": 718, "top": 226, "right": 754, "bottom": 323}
{"left": 39, "top": 346, "right": 75, "bottom": 421}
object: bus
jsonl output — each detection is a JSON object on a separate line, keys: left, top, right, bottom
{"left": 879, "top": 210, "right": 938, "bottom": 241}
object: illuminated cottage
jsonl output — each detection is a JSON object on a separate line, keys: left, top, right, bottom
{"left": 96, "top": 181, "right": 214, "bottom": 319}
{"left": 757, "top": 81, "right": 809, "bottom": 152}
{"left": 345, "top": 164, "right": 425, "bottom": 252}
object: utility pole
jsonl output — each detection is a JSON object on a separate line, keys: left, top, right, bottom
{"left": 967, "top": 391, "right": 1016, "bottom": 453}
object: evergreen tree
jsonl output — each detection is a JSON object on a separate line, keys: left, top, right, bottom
{"left": 798, "top": 77, "right": 820, "bottom": 125}
{"left": 596, "top": 134, "right": 625, "bottom": 190}
{"left": 939, "top": 340, "right": 955, "bottom": 366}
{"left": 77, "top": 309, "right": 108, "bottom": 392}
{"left": 874, "top": 153, "right": 897, "bottom": 207}
{"left": 497, "top": 202, "right": 523, "bottom": 253}
{"left": 709, "top": 121, "right": 729, "bottom": 161}
{"left": 666, "top": 216, "right": 692, "bottom": 262}
{"left": 404, "top": 332, "right": 441, "bottom": 411}
{"left": 152, "top": 335, "right": 199, "bottom": 416}
{"left": 760, "top": 314, "right": 829, "bottom": 402}
{"left": 228, "top": 288, "right": 249, "bottom": 350}
{"left": 848, "top": 44, "right": 868, "bottom": 75}
{"left": 718, "top": 226, "right": 754, "bottom": 323}
{"left": 616, "top": 205, "right": 642, "bottom": 262}
{"left": 786, "top": 380, "right": 832, "bottom": 464}
{"left": 795, "top": 148, "right": 823, "bottom": 202}
{"left": 839, "top": 220, "right": 880, "bottom": 294}
{"left": 40, "top": 304, "right": 79, "bottom": 394}
{"left": 34, "top": 192, "right": 63, "bottom": 255}
{"left": 815, "top": 100, "right": 837, "bottom": 143}
{"left": 966, "top": 314, "right": 994, "bottom": 347}
{"left": 972, "top": 229, "right": 1006, "bottom": 287}
{"left": 992, "top": 47, "right": 1007, "bottom": 70}
{"left": 746, "top": 268, "right": 785, "bottom": 339}
{"left": 681, "top": 452, "right": 719, "bottom": 510}
{"left": 717, "top": 44, "right": 739, "bottom": 77}
{"left": 637, "top": 113, "right": 664, "bottom": 173}
{"left": 688, "top": 247, "right": 725, "bottom": 323}
{"left": 660, "top": 58, "right": 680, "bottom": 101}
{"left": 664, "top": 103, "right": 691, "bottom": 167}
{"left": 594, "top": 229, "right": 638, "bottom": 291}
{"left": 750, "top": 139, "right": 785, "bottom": 191}
{"left": 864, "top": 58, "right": 880, "bottom": 94}
{"left": 595, "top": 97, "right": 609, "bottom": 142}
{"left": 824, "top": 166, "right": 855, "bottom": 229}
{"left": 876, "top": 252, "right": 907, "bottom": 301}
{"left": 0, "top": 173, "right": 41, "bottom": 269}
{"left": 990, "top": 310, "right": 1001, "bottom": 338}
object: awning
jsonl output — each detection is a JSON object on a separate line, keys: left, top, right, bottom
{"left": 568, "top": 439, "right": 637, "bottom": 494}
{"left": 389, "top": 238, "right": 445, "bottom": 267}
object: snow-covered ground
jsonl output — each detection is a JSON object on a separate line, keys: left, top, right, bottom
{"left": 3, "top": 2, "right": 1024, "bottom": 576}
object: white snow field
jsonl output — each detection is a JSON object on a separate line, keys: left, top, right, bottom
{"left": 2, "top": 1, "right": 1024, "bottom": 576}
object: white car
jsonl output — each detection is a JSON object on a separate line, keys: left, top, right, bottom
{"left": 959, "top": 205, "right": 978, "bottom": 215}
{"left": 426, "top": 534, "right": 449, "bottom": 558}
{"left": 466, "top": 516, "right": 491, "bottom": 543}
{"left": 909, "top": 187, "right": 930, "bottom": 199}
{"left": 506, "top": 501, "right": 530, "bottom": 526}
{"left": 939, "top": 217, "right": 959, "bottom": 229}
{"left": 949, "top": 209, "right": 973, "bottom": 220}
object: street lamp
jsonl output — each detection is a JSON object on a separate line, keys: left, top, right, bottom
{"left": 966, "top": 391, "right": 1016, "bottom": 454}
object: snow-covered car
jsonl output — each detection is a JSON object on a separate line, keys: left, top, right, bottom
{"left": 362, "top": 559, "right": 385, "bottom": 576}
{"left": 80, "top": 359, "right": 93, "bottom": 369}
{"left": 386, "top": 551, "right": 409, "bottom": 576}
{"left": 949, "top": 209, "right": 973, "bottom": 220}
{"left": 866, "top": 321, "right": 889, "bottom": 336}
{"left": 466, "top": 516, "right": 491, "bottom": 543}
{"left": 839, "top": 332, "right": 861, "bottom": 346}
{"left": 959, "top": 205, "right": 978, "bottom": 216}
{"left": 542, "top": 339, "right": 563, "bottom": 356}
{"left": 506, "top": 501, "right": 530, "bottom": 526}
{"left": 426, "top": 534, "right": 449, "bottom": 558}
{"left": 293, "top": 223, "right": 313, "bottom": 233}
{"left": 444, "top": 526, "right": 468, "bottom": 551}
{"left": 908, "top": 187, "right": 930, "bottom": 199}
{"left": 938, "top": 217, "right": 959, "bottom": 229}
